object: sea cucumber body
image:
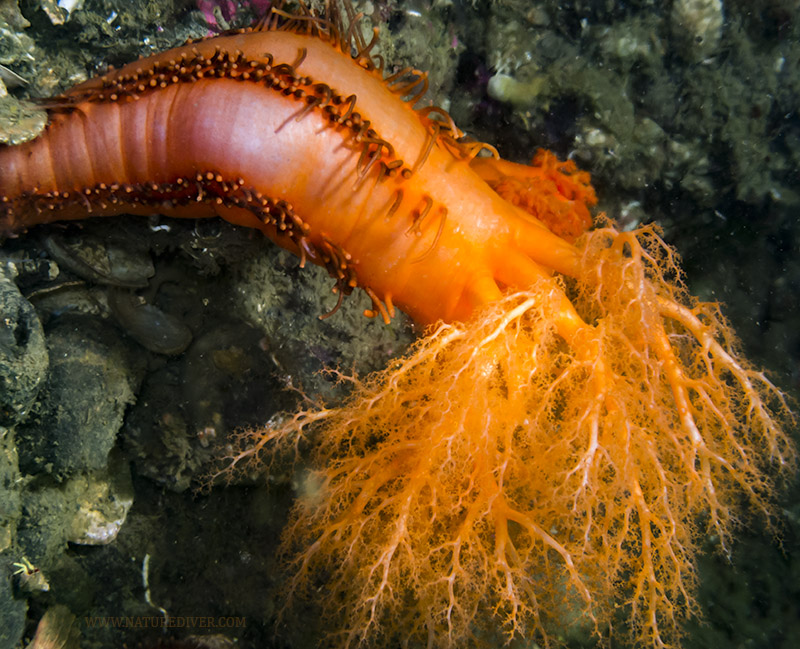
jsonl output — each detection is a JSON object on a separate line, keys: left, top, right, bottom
{"left": 0, "top": 29, "right": 579, "bottom": 324}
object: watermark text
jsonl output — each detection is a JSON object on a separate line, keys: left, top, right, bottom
{"left": 84, "top": 615, "right": 245, "bottom": 629}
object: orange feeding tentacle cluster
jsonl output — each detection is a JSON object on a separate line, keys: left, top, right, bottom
{"left": 470, "top": 150, "right": 596, "bottom": 243}
{"left": 228, "top": 224, "right": 794, "bottom": 649}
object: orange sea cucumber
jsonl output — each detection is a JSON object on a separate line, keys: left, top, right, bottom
{"left": 0, "top": 3, "right": 591, "bottom": 326}
{"left": 0, "top": 2, "right": 795, "bottom": 648}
